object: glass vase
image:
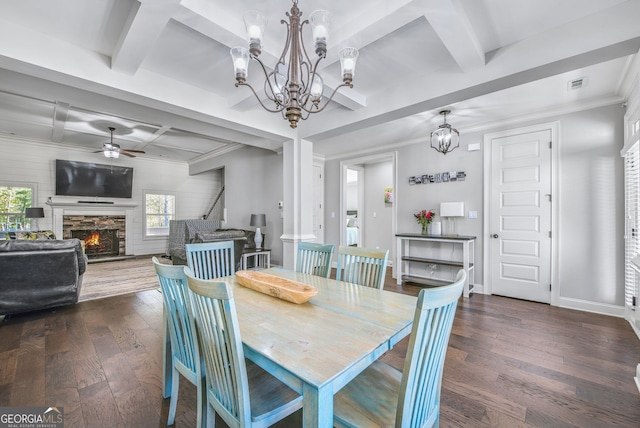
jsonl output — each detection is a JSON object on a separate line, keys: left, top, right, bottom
{"left": 421, "top": 223, "right": 429, "bottom": 235}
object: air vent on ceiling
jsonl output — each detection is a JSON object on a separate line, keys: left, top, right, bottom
{"left": 568, "top": 77, "right": 588, "bottom": 91}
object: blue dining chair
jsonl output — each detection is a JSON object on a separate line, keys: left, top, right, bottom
{"left": 295, "top": 242, "right": 335, "bottom": 278}
{"left": 152, "top": 257, "right": 206, "bottom": 427}
{"left": 333, "top": 269, "right": 466, "bottom": 428}
{"left": 184, "top": 268, "right": 304, "bottom": 428}
{"left": 336, "top": 245, "right": 389, "bottom": 289}
{"left": 186, "top": 241, "right": 235, "bottom": 280}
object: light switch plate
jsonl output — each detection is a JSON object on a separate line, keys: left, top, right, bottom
{"left": 469, "top": 210, "right": 478, "bottom": 219}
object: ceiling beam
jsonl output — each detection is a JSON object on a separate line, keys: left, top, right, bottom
{"left": 422, "top": 0, "right": 485, "bottom": 72}
{"left": 111, "top": 0, "right": 181, "bottom": 75}
{"left": 51, "top": 101, "right": 69, "bottom": 143}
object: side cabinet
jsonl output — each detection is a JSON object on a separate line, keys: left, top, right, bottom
{"left": 395, "top": 234, "right": 476, "bottom": 297}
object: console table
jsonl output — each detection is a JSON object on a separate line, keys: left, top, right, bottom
{"left": 396, "top": 233, "right": 476, "bottom": 297}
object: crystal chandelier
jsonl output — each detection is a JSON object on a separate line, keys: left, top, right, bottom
{"left": 430, "top": 110, "right": 460, "bottom": 155}
{"left": 230, "top": 0, "right": 359, "bottom": 129}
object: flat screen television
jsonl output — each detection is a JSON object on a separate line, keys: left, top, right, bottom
{"left": 55, "top": 159, "right": 134, "bottom": 198}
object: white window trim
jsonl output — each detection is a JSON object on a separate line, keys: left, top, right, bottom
{"left": 143, "top": 190, "right": 176, "bottom": 239}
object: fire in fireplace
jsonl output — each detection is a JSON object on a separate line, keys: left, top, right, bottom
{"left": 72, "top": 229, "right": 120, "bottom": 259}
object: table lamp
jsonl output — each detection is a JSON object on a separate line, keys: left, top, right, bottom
{"left": 250, "top": 214, "right": 266, "bottom": 249}
{"left": 440, "top": 202, "right": 464, "bottom": 236}
{"left": 25, "top": 207, "right": 45, "bottom": 231}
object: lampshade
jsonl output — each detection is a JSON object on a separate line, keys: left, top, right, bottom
{"left": 25, "top": 207, "right": 45, "bottom": 218}
{"left": 440, "top": 202, "right": 464, "bottom": 217}
{"left": 250, "top": 214, "right": 266, "bottom": 227}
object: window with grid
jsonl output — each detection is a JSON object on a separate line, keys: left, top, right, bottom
{"left": 0, "top": 184, "right": 34, "bottom": 231}
{"left": 144, "top": 192, "right": 175, "bottom": 237}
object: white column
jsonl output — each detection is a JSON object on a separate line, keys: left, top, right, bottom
{"left": 280, "top": 137, "right": 315, "bottom": 269}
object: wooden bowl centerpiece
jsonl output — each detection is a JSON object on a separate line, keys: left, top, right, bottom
{"left": 235, "top": 270, "right": 318, "bottom": 304}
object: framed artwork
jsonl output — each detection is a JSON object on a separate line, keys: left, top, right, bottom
{"left": 384, "top": 187, "right": 393, "bottom": 203}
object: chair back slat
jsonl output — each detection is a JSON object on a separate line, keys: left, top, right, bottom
{"left": 186, "top": 241, "right": 235, "bottom": 280}
{"left": 336, "top": 245, "right": 389, "bottom": 289}
{"left": 152, "top": 257, "right": 199, "bottom": 376}
{"left": 185, "top": 268, "right": 252, "bottom": 427}
{"left": 397, "top": 269, "right": 465, "bottom": 428}
{"left": 295, "top": 242, "right": 335, "bottom": 278}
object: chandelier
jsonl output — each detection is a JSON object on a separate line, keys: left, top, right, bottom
{"left": 430, "top": 110, "right": 460, "bottom": 155}
{"left": 230, "top": 0, "right": 359, "bottom": 129}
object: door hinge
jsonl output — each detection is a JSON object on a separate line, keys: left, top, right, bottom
{"left": 633, "top": 296, "right": 637, "bottom": 307}
{"left": 549, "top": 141, "right": 552, "bottom": 149}
{"left": 549, "top": 231, "right": 552, "bottom": 238}
{"left": 550, "top": 284, "right": 552, "bottom": 291}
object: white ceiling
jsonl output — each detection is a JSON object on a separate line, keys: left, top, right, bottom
{"left": 0, "top": 0, "right": 638, "bottom": 162}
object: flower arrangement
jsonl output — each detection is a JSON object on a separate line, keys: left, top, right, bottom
{"left": 414, "top": 209, "right": 436, "bottom": 234}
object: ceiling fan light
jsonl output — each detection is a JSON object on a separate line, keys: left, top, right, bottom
{"left": 104, "top": 150, "right": 119, "bottom": 159}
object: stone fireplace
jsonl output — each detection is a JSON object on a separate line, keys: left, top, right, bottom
{"left": 66, "top": 215, "right": 125, "bottom": 260}
{"left": 48, "top": 201, "right": 137, "bottom": 259}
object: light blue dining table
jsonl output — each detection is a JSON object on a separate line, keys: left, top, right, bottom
{"left": 226, "top": 267, "right": 418, "bottom": 428}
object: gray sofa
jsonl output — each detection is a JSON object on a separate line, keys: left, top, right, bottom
{"left": 172, "top": 229, "right": 262, "bottom": 269}
{"left": 0, "top": 238, "right": 87, "bottom": 315}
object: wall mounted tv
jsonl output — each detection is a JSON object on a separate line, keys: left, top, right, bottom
{"left": 55, "top": 159, "right": 134, "bottom": 199}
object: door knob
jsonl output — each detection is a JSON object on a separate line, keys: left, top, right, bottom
{"left": 492, "top": 234, "right": 499, "bottom": 238}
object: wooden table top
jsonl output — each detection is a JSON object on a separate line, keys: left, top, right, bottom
{"left": 224, "top": 267, "right": 418, "bottom": 389}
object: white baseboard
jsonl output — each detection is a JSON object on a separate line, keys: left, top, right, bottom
{"left": 556, "top": 297, "right": 625, "bottom": 318}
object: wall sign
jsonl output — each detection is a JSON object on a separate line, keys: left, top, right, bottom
{"left": 409, "top": 171, "right": 466, "bottom": 185}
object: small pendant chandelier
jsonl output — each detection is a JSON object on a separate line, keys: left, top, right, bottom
{"left": 230, "top": 0, "right": 359, "bottom": 129}
{"left": 430, "top": 110, "right": 460, "bottom": 155}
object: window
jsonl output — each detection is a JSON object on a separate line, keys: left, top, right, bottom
{"left": 145, "top": 192, "right": 175, "bottom": 237}
{"left": 0, "top": 184, "right": 34, "bottom": 231}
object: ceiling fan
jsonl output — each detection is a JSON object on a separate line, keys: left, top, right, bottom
{"left": 93, "top": 127, "right": 145, "bottom": 158}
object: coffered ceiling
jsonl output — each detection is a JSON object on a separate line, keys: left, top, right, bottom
{"left": 0, "top": 0, "right": 638, "bottom": 162}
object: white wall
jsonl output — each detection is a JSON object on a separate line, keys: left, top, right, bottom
{"left": 363, "top": 160, "right": 394, "bottom": 252}
{"left": 324, "top": 103, "right": 625, "bottom": 313}
{"left": 0, "top": 136, "right": 221, "bottom": 255}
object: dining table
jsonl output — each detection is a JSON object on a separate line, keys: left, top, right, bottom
{"left": 227, "top": 267, "right": 417, "bottom": 428}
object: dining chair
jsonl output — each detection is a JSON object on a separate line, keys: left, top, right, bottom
{"left": 295, "top": 242, "right": 335, "bottom": 278}
{"left": 184, "top": 268, "right": 304, "bottom": 428}
{"left": 185, "top": 241, "right": 235, "bottom": 280}
{"left": 333, "top": 269, "right": 466, "bottom": 428}
{"left": 335, "top": 245, "right": 389, "bottom": 289}
{"left": 152, "top": 257, "right": 206, "bottom": 427}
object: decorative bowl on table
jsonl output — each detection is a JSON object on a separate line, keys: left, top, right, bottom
{"left": 235, "top": 270, "right": 318, "bottom": 304}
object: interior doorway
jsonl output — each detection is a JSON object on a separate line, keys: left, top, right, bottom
{"left": 340, "top": 152, "right": 397, "bottom": 259}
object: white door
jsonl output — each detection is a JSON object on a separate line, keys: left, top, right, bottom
{"left": 490, "top": 129, "right": 552, "bottom": 303}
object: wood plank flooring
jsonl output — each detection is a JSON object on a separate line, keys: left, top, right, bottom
{"left": 1, "top": 255, "right": 639, "bottom": 427}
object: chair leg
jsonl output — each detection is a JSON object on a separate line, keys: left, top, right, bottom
{"left": 196, "top": 377, "right": 206, "bottom": 428}
{"left": 167, "top": 364, "right": 179, "bottom": 425}
{"left": 206, "top": 403, "right": 216, "bottom": 428}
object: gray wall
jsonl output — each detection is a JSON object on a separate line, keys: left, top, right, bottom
{"left": 324, "top": 103, "right": 625, "bottom": 312}
{"left": 191, "top": 145, "right": 284, "bottom": 265}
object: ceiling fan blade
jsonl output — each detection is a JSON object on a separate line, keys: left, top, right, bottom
{"left": 123, "top": 149, "right": 145, "bottom": 154}
{"left": 121, "top": 152, "right": 136, "bottom": 158}
{"left": 92, "top": 150, "right": 103, "bottom": 153}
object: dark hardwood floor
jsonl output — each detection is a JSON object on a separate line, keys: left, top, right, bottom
{"left": 1, "top": 257, "right": 639, "bottom": 427}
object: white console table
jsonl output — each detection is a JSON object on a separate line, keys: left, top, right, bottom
{"left": 396, "top": 233, "right": 476, "bottom": 297}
